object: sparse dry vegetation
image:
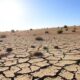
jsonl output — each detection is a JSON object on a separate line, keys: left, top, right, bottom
{"left": 54, "top": 46, "right": 60, "bottom": 49}
{"left": 0, "top": 26, "right": 80, "bottom": 80}
{"left": 0, "top": 35, "right": 6, "bottom": 38}
{"left": 43, "top": 46, "right": 48, "bottom": 52}
{"left": 11, "top": 29, "right": 15, "bottom": 33}
{"left": 0, "top": 40, "right": 3, "bottom": 42}
{"left": 35, "top": 37, "right": 44, "bottom": 41}
{"left": 30, "top": 29, "right": 33, "bottom": 31}
{"left": 72, "top": 27, "right": 76, "bottom": 32}
{"left": 65, "top": 28, "right": 68, "bottom": 31}
{"left": 6, "top": 48, "right": 13, "bottom": 53}
{"left": 33, "top": 52, "right": 43, "bottom": 58}
{"left": 63, "top": 25, "right": 68, "bottom": 31}
{"left": 45, "top": 31, "right": 49, "bottom": 34}
{"left": 43, "top": 46, "right": 48, "bottom": 50}
{"left": 64, "top": 25, "right": 68, "bottom": 28}
{"left": 31, "top": 45, "right": 35, "bottom": 48}
{"left": 57, "top": 28, "right": 63, "bottom": 34}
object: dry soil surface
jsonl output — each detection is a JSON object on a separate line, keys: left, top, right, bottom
{"left": 0, "top": 27, "right": 80, "bottom": 80}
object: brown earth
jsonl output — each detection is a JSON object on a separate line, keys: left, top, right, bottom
{"left": 0, "top": 26, "right": 80, "bottom": 80}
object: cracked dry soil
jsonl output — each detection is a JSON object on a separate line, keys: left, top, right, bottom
{"left": 0, "top": 28, "right": 80, "bottom": 80}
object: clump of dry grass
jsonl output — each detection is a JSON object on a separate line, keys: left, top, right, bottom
{"left": 76, "top": 59, "right": 80, "bottom": 65}
{"left": 65, "top": 28, "right": 68, "bottom": 31}
{"left": 0, "top": 40, "right": 3, "bottom": 42}
{"left": 43, "top": 46, "right": 48, "bottom": 50}
{"left": 57, "top": 28, "right": 63, "bottom": 34}
{"left": 63, "top": 25, "right": 68, "bottom": 31}
{"left": 43, "top": 46, "right": 48, "bottom": 52}
{"left": 30, "top": 29, "right": 33, "bottom": 31}
{"left": 72, "top": 27, "right": 76, "bottom": 32}
{"left": 31, "top": 45, "right": 35, "bottom": 48}
{"left": 54, "top": 46, "right": 60, "bottom": 49}
{"left": 45, "top": 31, "right": 49, "bottom": 34}
{"left": 0, "top": 35, "right": 6, "bottom": 38}
{"left": 11, "top": 29, "right": 15, "bottom": 33}
{"left": 35, "top": 37, "right": 44, "bottom": 41}
{"left": 6, "top": 48, "right": 13, "bottom": 53}
{"left": 33, "top": 52, "right": 43, "bottom": 58}
{"left": 64, "top": 25, "right": 68, "bottom": 28}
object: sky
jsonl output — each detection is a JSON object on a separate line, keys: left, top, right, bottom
{"left": 0, "top": 0, "right": 80, "bottom": 31}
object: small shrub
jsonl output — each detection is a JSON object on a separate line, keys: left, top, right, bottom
{"left": 72, "top": 29, "right": 76, "bottom": 32}
{"left": 0, "top": 35, "right": 6, "bottom": 38}
{"left": 31, "top": 45, "right": 35, "bottom": 48}
{"left": 43, "top": 46, "right": 48, "bottom": 50}
{"left": 57, "top": 29, "right": 63, "bottom": 34}
{"left": 54, "top": 46, "right": 60, "bottom": 49}
{"left": 33, "top": 52, "right": 43, "bottom": 58}
{"left": 45, "top": 31, "right": 49, "bottom": 34}
{"left": 43, "top": 46, "right": 48, "bottom": 52}
{"left": 6, "top": 48, "right": 13, "bottom": 53}
{"left": 30, "top": 29, "right": 33, "bottom": 31}
{"left": 72, "top": 27, "right": 76, "bottom": 32}
{"left": 35, "top": 37, "right": 44, "bottom": 41}
{"left": 64, "top": 25, "right": 68, "bottom": 28}
{"left": 11, "top": 30, "right": 15, "bottom": 33}
{"left": 65, "top": 28, "right": 68, "bottom": 31}
{"left": 76, "top": 59, "right": 80, "bottom": 65}
{"left": 0, "top": 40, "right": 3, "bottom": 42}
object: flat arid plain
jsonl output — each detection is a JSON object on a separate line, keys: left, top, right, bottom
{"left": 0, "top": 26, "right": 80, "bottom": 80}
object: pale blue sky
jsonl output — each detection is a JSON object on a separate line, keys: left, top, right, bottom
{"left": 0, "top": 0, "right": 80, "bottom": 31}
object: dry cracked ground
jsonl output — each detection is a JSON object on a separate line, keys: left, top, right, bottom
{"left": 0, "top": 27, "right": 80, "bottom": 80}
